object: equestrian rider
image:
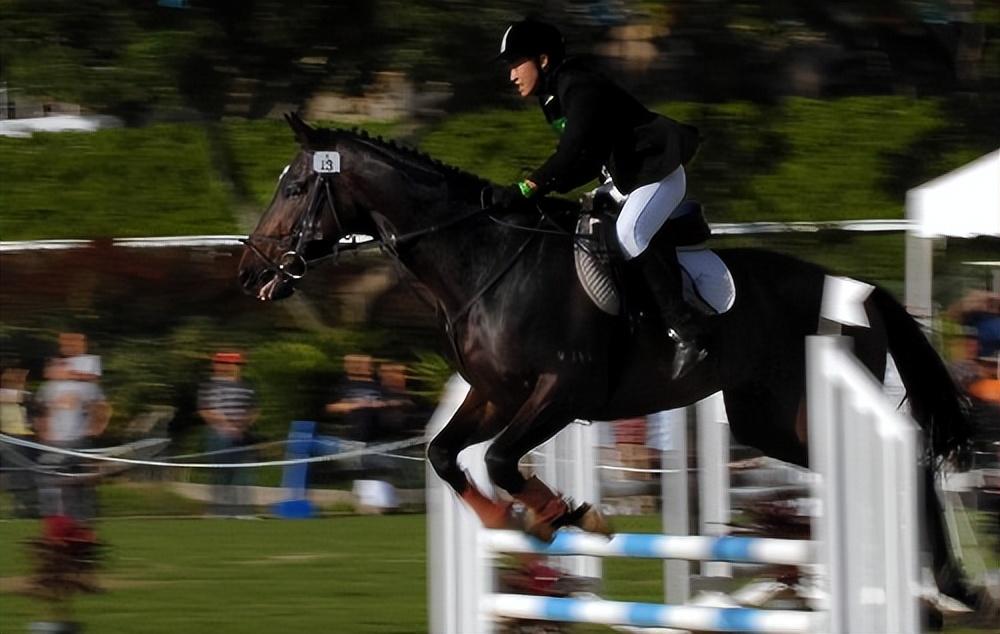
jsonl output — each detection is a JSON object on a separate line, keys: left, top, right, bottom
{"left": 493, "top": 18, "right": 706, "bottom": 380}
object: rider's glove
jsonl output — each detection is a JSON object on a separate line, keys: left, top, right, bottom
{"left": 493, "top": 180, "right": 538, "bottom": 208}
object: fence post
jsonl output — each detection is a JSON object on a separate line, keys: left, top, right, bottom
{"left": 807, "top": 335, "right": 921, "bottom": 634}
{"left": 697, "top": 392, "right": 731, "bottom": 580}
{"left": 658, "top": 408, "right": 691, "bottom": 603}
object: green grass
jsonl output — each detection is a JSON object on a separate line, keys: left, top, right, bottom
{"left": 88, "top": 482, "right": 208, "bottom": 518}
{"left": 0, "top": 514, "right": 664, "bottom": 633}
{"left": 1, "top": 510, "right": 995, "bottom": 633}
{"left": 0, "top": 515, "right": 428, "bottom": 634}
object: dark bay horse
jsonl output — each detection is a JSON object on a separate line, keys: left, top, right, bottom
{"left": 238, "top": 114, "right": 981, "bottom": 608}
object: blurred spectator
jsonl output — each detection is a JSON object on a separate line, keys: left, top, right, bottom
{"left": 197, "top": 351, "right": 259, "bottom": 518}
{"left": 326, "top": 354, "right": 383, "bottom": 442}
{"left": 327, "top": 354, "right": 400, "bottom": 513}
{"left": 948, "top": 290, "right": 1000, "bottom": 359}
{"left": 1, "top": 366, "right": 39, "bottom": 517}
{"left": 57, "top": 332, "right": 102, "bottom": 382}
{"left": 969, "top": 355, "right": 1000, "bottom": 405}
{"left": 946, "top": 326, "right": 981, "bottom": 391}
{"left": 375, "top": 362, "right": 415, "bottom": 437}
{"left": 35, "top": 340, "right": 111, "bottom": 522}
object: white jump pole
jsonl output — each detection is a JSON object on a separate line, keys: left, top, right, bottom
{"left": 657, "top": 408, "right": 691, "bottom": 604}
{"left": 697, "top": 392, "right": 732, "bottom": 580}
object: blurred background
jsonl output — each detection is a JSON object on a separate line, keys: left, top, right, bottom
{"left": 0, "top": 1, "right": 998, "bottom": 633}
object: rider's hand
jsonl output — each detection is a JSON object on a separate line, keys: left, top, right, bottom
{"left": 493, "top": 184, "right": 523, "bottom": 208}
{"left": 493, "top": 180, "right": 538, "bottom": 208}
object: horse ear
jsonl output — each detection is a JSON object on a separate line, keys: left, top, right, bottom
{"left": 284, "top": 112, "right": 314, "bottom": 147}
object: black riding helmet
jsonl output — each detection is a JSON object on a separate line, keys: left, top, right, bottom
{"left": 495, "top": 19, "right": 564, "bottom": 65}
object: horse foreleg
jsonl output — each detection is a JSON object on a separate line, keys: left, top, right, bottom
{"left": 485, "top": 373, "right": 611, "bottom": 541}
{"left": 427, "top": 387, "right": 513, "bottom": 528}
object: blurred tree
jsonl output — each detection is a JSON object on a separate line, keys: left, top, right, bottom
{"left": 3, "top": 0, "right": 995, "bottom": 122}
{"left": 0, "top": 0, "right": 180, "bottom": 122}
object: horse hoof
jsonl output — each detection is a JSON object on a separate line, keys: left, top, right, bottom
{"left": 526, "top": 521, "right": 557, "bottom": 543}
{"left": 573, "top": 504, "right": 612, "bottom": 538}
{"left": 523, "top": 498, "right": 570, "bottom": 543}
{"left": 921, "top": 602, "right": 944, "bottom": 631}
{"left": 524, "top": 511, "right": 559, "bottom": 543}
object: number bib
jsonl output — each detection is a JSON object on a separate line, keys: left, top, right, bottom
{"left": 313, "top": 151, "right": 341, "bottom": 174}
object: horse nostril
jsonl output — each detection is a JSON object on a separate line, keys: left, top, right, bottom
{"left": 238, "top": 268, "right": 260, "bottom": 293}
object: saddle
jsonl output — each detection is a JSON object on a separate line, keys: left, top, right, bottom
{"left": 573, "top": 200, "right": 735, "bottom": 316}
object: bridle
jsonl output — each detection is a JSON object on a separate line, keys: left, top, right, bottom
{"left": 240, "top": 154, "right": 493, "bottom": 283}
{"left": 240, "top": 160, "right": 349, "bottom": 281}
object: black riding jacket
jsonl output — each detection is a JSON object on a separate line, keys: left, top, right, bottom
{"left": 530, "top": 57, "right": 699, "bottom": 197}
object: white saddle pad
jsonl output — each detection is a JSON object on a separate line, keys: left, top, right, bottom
{"left": 677, "top": 248, "right": 736, "bottom": 314}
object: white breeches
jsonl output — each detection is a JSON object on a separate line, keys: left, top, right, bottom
{"left": 614, "top": 165, "right": 687, "bottom": 259}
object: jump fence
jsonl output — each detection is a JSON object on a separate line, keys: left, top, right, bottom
{"left": 428, "top": 322, "right": 922, "bottom": 633}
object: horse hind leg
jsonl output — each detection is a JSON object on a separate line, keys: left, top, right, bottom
{"left": 484, "top": 374, "right": 611, "bottom": 542}
{"left": 920, "top": 463, "right": 997, "bottom": 617}
{"left": 427, "top": 388, "right": 514, "bottom": 529}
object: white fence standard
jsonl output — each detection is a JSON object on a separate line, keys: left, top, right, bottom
{"left": 807, "top": 335, "right": 922, "bottom": 634}
{"left": 428, "top": 333, "right": 923, "bottom": 633}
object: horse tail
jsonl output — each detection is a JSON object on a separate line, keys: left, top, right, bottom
{"left": 871, "top": 287, "right": 974, "bottom": 461}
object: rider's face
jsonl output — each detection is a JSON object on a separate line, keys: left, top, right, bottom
{"left": 508, "top": 55, "right": 548, "bottom": 97}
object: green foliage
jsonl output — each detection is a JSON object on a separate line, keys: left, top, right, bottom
{"left": 406, "top": 351, "right": 454, "bottom": 401}
{"left": 234, "top": 328, "right": 386, "bottom": 440}
{"left": 735, "top": 97, "right": 943, "bottom": 220}
{"left": 418, "top": 96, "right": 986, "bottom": 224}
{"left": 416, "top": 105, "right": 555, "bottom": 185}
{"left": 0, "top": 124, "right": 235, "bottom": 240}
{"left": 0, "top": 95, "right": 991, "bottom": 249}
{"left": 101, "top": 338, "right": 184, "bottom": 425}
{"left": 243, "top": 340, "right": 338, "bottom": 439}
{"left": 0, "top": 2, "right": 181, "bottom": 118}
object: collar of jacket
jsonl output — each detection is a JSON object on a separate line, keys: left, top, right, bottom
{"left": 539, "top": 56, "right": 573, "bottom": 94}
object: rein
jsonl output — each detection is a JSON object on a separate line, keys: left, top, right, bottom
{"left": 432, "top": 216, "right": 544, "bottom": 378}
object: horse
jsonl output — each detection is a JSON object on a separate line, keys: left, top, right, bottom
{"left": 238, "top": 113, "right": 983, "bottom": 611}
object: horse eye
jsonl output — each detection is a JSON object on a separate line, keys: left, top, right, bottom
{"left": 284, "top": 182, "right": 305, "bottom": 197}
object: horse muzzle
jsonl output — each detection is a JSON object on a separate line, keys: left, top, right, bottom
{"left": 238, "top": 259, "right": 297, "bottom": 302}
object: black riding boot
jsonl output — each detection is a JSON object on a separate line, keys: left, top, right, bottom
{"left": 633, "top": 247, "right": 707, "bottom": 380}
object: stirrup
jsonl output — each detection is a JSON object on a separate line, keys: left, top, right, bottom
{"left": 668, "top": 328, "right": 706, "bottom": 380}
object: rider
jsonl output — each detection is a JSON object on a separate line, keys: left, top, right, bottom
{"left": 493, "top": 18, "right": 705, "bottom": 380}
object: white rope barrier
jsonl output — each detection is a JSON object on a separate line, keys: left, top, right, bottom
{"left": 0, "top": 433, "right": 426, "bottom": 470}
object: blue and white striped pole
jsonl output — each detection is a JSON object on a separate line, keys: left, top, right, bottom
{"left": 483, "top": 530, "right": 816, "bottom": 566}
{"left": 482, "top": 594, "right": 824, "bottom": 633}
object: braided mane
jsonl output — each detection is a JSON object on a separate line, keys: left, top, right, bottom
{"left": 311, "top": 126, "right": 491, "bottom": 190}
